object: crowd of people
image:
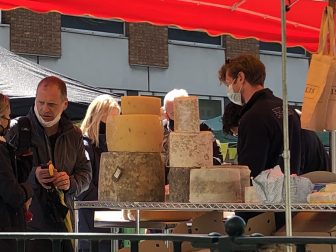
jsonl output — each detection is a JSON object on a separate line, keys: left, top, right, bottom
{"left": 0, "top": 53, "right": 331, "bottom": 252}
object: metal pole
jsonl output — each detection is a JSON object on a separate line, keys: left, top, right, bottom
{"left": 136, "top": 209, "right": 140, "bottom": 234}
{"left": 330, "top": 0, "right": 336, "bottom": 174}
{"left": 281, "top": 0, "right": 293, "bottom": 247}
{"left": 332, "top": 131, "right": 336, "bottom": 173}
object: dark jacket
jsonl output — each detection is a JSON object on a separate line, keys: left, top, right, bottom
{"left": 238, "top": 88, "right": 301, "bottom": 178}
{"left": 0, "top": 139, "right": 33, "bottom": 231}
{"left": 300, "top": 129, "right": 331, "bottom": 174}
{"left": 6, "top": 108, "right": 92, "bottom": 232}
{"left": 77, "top": 133, "right": 110, "bottom": 251}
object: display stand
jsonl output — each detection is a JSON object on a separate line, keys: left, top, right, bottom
{"left": 74, "top": 201, "right": 336, "bottom": 234}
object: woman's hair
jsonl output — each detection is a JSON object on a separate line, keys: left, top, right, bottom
{"left": 0, "top": 93, "right": 10, "bottom": 117}
{"left": 81, "top": 94, "right": 120, "bottom": 146}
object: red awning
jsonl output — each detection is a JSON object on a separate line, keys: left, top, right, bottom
{"left": 0, "top": 0, "right": 328, "bottom": 52}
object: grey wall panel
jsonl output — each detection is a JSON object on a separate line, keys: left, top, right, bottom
{"left": 39, "top": 31, "right": 148, "bottom": 91}
{"left": 149, "top": 44, "right": 227, "bottom": 97}
{"left": 260, "top": 54, "right": 308, "bottom": 103}
{"left": 0, "top": 25, "right": 9, "bottom": 49}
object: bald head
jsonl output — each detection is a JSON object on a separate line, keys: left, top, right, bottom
{"left": 36, "top": 76, "right": 67, "bottom": 101}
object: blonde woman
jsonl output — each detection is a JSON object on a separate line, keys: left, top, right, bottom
{"left": 78, "top": 94, "right": 120, "bottom": 252}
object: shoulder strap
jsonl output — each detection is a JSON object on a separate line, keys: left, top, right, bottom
{"left": 16, "top": 116, "right": 32, "bottom": 156}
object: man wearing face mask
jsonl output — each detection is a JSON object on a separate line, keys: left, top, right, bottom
{"left": 6, "top": 76, "right": 92, "bottom": 252}
{"left": 218, "top": 54, "right": 301, "bottom": 179}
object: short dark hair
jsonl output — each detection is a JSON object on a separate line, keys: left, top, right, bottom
{"left": 36, "top": 76, "right": 67, "bottom": 100}
{"left": 222, "top": 102, "right": 242, "bottom": 135}
{"left": 219, "top": 54, "right": 266, "bottom": 86}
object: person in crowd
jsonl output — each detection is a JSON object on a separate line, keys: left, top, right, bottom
{"left": 78, "top": 94, "right": 120, "bottom": 252}
{"left": 161, "top": 89, "right": 223, "bottom": 183}
{"left": 294, "top": 109, "right": 331, "bottom": 174}
{"left": 221, "top": 100, "right": 330, "bottom": 174}
{"left": 222, "top": 102, "right": 242, "bottom": 137}
{"left": 0, "top": 93, "right": 33, "bottom": 252}
{"left": 219, "top": 54, "right": 302, "bottom": 229}
{"left": 6, "top": 76, "right": 92, "bottom": 252}
{"left": 218, "top": 54, "right": 301, "bottom": 178}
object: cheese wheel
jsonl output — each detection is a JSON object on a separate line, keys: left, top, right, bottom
{"left": 174, "top": 96, "right": 200, "bottom": 133}
{"left": 169, "top": 131, "right": 213, "bottom": 167}
{"left": 99, "top": 152, "right": 164, "bottom": 202}
{"left": 106, "top": 114, "right": 163, "bottom": 152}
{"left": 121, "top": 96, "right": 161, "bottom": 115}
{"left": 190, "top": 168, "right": 242, "bottom": 203}
{"left": 205, "top": 165, "right": 251, "bottom": 201}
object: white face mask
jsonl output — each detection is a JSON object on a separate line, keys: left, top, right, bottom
{"left": 34, "top": 104, "right": 62, "bottom": 128}
{"left": 227, "top": 84, "right": 243, "bottom": 106}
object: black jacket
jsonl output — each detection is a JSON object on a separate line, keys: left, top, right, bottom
{"left": 300, "top": 129, "right": 331, "bottom": 173}
{"left": 238, "top": 88, "right": 301, "bottom": 178}
{"left": 0, "top": 139, "right": 33, "bottom": 231}
{"left": 77, "top": 134, "right": 110, "bottom": 251}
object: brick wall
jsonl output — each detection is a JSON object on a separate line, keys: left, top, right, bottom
{"left": 223, "top": 36, "right": 259, "bottom": 59}
{"left": 2, "top": 9, "right": 61, "bottom": 57}
{"left": 128, "top": 23, "right": 168, "bottom": 68}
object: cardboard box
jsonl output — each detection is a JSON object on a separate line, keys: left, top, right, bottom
{"left": 274, "top": 212, "right": 336, "bottom": 252}
{"left": 245, "top": 212, "right": 276, "bottom": 236}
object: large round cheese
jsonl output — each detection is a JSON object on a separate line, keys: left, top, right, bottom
{"left": 121, "top": 96, "right": 161, "bottom": 115}
{"left": 106, "top": 114, "right": 164, "bottom": 152}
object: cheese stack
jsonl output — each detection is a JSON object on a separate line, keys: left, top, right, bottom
{"left": 99, "top": 96, "right": 165, "bottom": 202}
{"left": 169, "top": 96, "right": 213, "bottom": 168}
{"left": 168, "top": 96, "right": 213, "bottom": 202}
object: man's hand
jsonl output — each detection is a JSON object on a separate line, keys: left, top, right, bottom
{"left": 53, "top": 171, "right": 70, "bottom": 191}
{"left": 35, "top": 166, "right": 55, "bottom": 189}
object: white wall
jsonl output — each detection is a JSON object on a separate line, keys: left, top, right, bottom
{"left": 149, "top": 44, "right": 227, "bottom": 97}
{"left": 261, "top": 53, "right": 309, "bottom": 102}
{"left": 0, "top": 25, "right": 9, "bottom": 50}
{"left": 39, "top": 31, "right": 149, "bottom": 91}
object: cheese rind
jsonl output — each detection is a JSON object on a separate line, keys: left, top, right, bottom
{"left": 169, "top": 131, "right": 213, "bottom": 167}
{"left": 174, "top": 96, "right": 200, "bottom": 133}
{"left": 190, "top": 168, "right": 242, "bottom": 203}
{"left": 106, "top": 114, "right": 163, "bottom": 152}
{"left": 121, "top": 96, "right": 161, "bottom": 115}
{"left": 99, "top": 152, "right": 164, "bottom": 202}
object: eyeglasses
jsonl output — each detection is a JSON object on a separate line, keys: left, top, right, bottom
{"left": 1, "top": 116, "right": 10, "bottom": 123}
{"left": 224, "top": 78, "right": 236, "bottom": 87}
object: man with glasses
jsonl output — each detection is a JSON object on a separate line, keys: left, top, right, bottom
{"left": 218, "top": 54, "right": 301, "bottom": 179}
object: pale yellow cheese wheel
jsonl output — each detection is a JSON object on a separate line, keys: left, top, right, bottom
{"left": 106, "top": 114, "right": 163, "bottom": 152}
{"left": 121, "top": 96, "right": 161, "bottom": 115}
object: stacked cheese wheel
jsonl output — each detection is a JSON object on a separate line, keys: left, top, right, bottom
{"left": 99, "top": 96, "right": 165, "bottom": 202}
{"left": 168, "top": 96, "right": 214, "bottom": 203}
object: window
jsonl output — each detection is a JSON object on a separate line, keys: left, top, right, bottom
{"left": 61, "top": 15, "right": 124, "bottom": 35}
{"left": 260, "top": 42, "right": 306, "bottom": 55}
{"left": 199, "top": 99, "right": 222, "bottom": 120}
{"left": 168, "top": 27, "right": 222, "bottom": 46}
